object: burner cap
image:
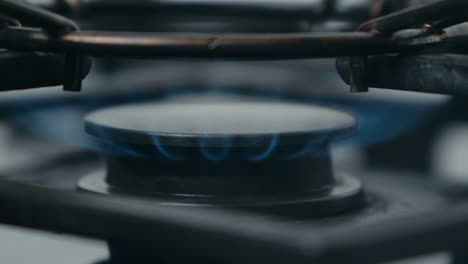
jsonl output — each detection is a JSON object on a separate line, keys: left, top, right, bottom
{"left": 85, "top": 102, "right": 356, "bottom": 147}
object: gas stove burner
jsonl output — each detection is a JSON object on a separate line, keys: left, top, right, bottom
{"left": 80, "top": 101, "right": 364, "bottom": 216}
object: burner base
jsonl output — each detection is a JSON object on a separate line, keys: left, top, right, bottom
{"left": 78, "top": 171, "right": 365, "bottom": 217}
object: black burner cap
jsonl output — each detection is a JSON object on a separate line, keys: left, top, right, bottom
{"left": 85, "top": 101, "right": 356, "bottom": 147}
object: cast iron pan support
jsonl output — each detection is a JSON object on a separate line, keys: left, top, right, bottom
{"left": 338, "top": 0, "right": 468, "bottom": 95}
{"left": 0, "top": 0, "right": 467, "bottom": 95}
{"left": 0, "top": 0, "right": 90, "bottom": 91}
{"left": 1, "top": 179, "right": 468, "bottom": 264}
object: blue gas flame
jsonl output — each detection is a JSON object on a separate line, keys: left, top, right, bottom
{"left": 152, "top": 136, "right": 184, "bottom": 161}
{"left": 4, "top": 90, "right": 448, "bottom": 162}
{"left": 108, "top": 141, "right": 145, "bottom": 158}
{"left": 199, "top": 136, "right": 232, "bottom": 162}
{"left": 285, "top": 133, "right": 330, "bottom": 160}
{"left": 245, "top": 134, "right": 279, "bottom": 161}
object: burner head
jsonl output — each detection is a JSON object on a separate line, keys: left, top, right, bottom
{"left": 80, "top": 101, "right": 364, "bottom": 216}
